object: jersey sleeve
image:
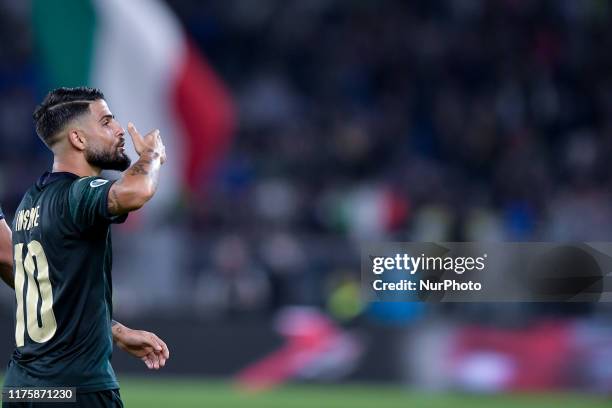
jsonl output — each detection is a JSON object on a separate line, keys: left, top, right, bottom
{"left": 68, "top": 177, "right": 127, "bottom": 228}
{"left": 0, "top": 204, "right": 4, "bottom": 220}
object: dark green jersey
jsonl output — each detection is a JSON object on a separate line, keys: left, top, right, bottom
{"left": 4, "top": 172, "right": 127, "bottom": 393}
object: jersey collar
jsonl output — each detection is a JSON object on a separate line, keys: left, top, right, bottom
{"left": 36, "top": 171, "right": 80, "bottom": 189}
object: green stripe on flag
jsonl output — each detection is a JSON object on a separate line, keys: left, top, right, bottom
{"left": 32, "top": 0, "right": 96, "bottom": 87}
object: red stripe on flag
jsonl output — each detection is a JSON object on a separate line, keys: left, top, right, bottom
{"left": 173, "top": 41, "right": 236, "bottom": 192}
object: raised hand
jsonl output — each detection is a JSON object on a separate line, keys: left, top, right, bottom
{"left": 127, "top": 122, "right": 166, "bottom": 164}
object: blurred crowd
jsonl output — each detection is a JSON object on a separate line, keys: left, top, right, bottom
{"left": 1, "top": 0, "right": 612, "bottom": 318}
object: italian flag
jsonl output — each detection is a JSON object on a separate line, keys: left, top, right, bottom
{"left": 32, "top": 0, "right": 236, "bottom": 217}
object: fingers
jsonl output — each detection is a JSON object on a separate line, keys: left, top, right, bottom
{"left": 142, "top": 353, "right": 158, "bottom": 370}
{"left": 144, "top": 128, "right": 160, "bottom": 142}
{"left": 145, "top": 332, "right": 169, "bottom": 368}
{"left": 132, "top": 330, "right": 169, "bottom": 370}
{"left": 127, "top": 122, "right": 166, "bottom": 161}
{"left": 145, "top": 332, "right": 163, "bottom": 353}
{"left": 158, "top": 337, "right": 170, "bottom": 360}
{"left": 150, "top": 333, "right": 170, "bottom": 360}
{"left": 127, "top": 122, "right": 142, "bottom": 144}
{"left": 150, "top": 350, "right": 161, "bottom": 369}
{"left": 142, "top": 351, "right": 161, "bottom": 370}
{"left": 149, "top": 335, "right": 168, "bottom": 367}
{"left": 153, "top": 129, "right": 166, "bottom": 164}
{"left": 141, "top": 355, "right": 153, "bottom": 369}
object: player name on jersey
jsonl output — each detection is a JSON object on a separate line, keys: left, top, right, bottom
{"left": 14, "top": 206, "right": 41, "bottom": 232}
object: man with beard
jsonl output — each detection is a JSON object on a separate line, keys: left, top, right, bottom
{"left": 3, "top": 87, "right": 169, "bottom": 407}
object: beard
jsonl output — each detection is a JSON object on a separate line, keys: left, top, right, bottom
{"left": 85, "top": 146, "right": 131, "bottom": 171}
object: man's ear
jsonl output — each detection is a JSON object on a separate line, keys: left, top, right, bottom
{"left": 67, "top": 129, "right": 86, "bottom": 151}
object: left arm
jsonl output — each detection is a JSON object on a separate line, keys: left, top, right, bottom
{"left": 111, "top": 320, "right": 170, "bottom": 370}
{"left": 0, "top": 218, "right": 14, "bottom": 289}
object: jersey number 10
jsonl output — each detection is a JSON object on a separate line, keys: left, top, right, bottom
{"left": 13, "top": 241, "right": 57, "bottom": 347}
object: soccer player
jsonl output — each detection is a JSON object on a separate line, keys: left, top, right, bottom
{"left": 0, "top": 204, "right": 14, "bottom": 289}
{"left": 3, "top": 87, "right": 170, "bottom": 407}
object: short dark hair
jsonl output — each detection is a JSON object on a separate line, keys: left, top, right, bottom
{"left": 33, "top": 87, "right": 105, "bottom": 147}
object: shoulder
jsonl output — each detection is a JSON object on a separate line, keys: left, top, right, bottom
{"left": 71, "top": 176, "right": 110, "bottom": 189}
{"left": 67, "top": 176, "right": 126, "bottom": 226}
{"left": 80, "top": 177, "right": 111, "bottom": 189}
{"left": 68, "top": 177, "right": 113, "bottom": 197}
{"left": 67, "top": 177, "right": 114, "bottom": 213}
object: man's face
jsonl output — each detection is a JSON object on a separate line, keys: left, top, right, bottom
{"left": 80, "top": 99, "right": 131, "bottom": 171}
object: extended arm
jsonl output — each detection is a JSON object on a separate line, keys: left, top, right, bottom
{"left": 0, "top": 218, "right": 14, "bottom": 289}
{"left": 111, "top": 319, "right": 169, "bottom": 370}
{"left": 107, "top": 123, "right": 166, "bottom": 215}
